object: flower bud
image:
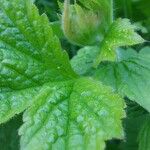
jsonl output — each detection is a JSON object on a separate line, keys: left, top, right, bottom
{"left": 62, "top": 0, "right": 104, "bottom": 46}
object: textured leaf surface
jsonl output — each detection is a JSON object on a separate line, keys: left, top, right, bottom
{"left": 94, "top": 48, "right": 150, "bottom": 112}
{"left": 71, "top": 46, "right": 99, "bottom": 75}
{"left": 0, "top": 0, "right": 77, "bottom": 123}
{"left": 0, "top": 1, "right": 125, "bottom": 150}
{"left": 71, "top": 47, "right": 150, "bottom": 112}
{"left": 94, "top": 18, "right": 144, "bottom": 67}
{"left": 19, "top": 78, "right": 125, "bottom": 150}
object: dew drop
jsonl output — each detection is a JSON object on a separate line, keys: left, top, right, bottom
{"left": 91, "top": 126, "right": 96, "bottom": 133}
{"left": 57, "top": 127, "right": 64, "bottom": 136}
{"left": 98, "top": 108, "right": 109, "bottom": 116}
{"left": 16, "top": 11, "right": 23, "bottom": 18}
{"left": 54, "top": 109, "right": 62, "bottom": 117}
{"left": 77, "top": 115, "right": 84, "bottom": 123}
{"left": 57, "top": 66, "right": 60, "bottom": 69}
{"left": 33, "top": 21, "right": 38, "bottom": 26}
{"left": 81, "top": 91, "right": 92, "bottom": 97}
{"left": 48, "top": 134, "right": 55, "bottom": 143}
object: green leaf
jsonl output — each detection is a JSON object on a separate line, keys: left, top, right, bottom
{"left": 19, "top": 77, "right": 125, "bottom": 150}
{"left": 0, "top": 0, "right": 77, "bottom": 123}
{"left": 0, "top": 1, "right": 125, "bottom": 149}
{"left": 93, "top": 48, "right": 150, "bottom": 112}
{"left": 50, "top": 21, "right": 64, "bottom": 39}
{"left": 138, "top": 115, "right": 150, "bottom": 150}
{"left": 93, "top": 18, "right": 144, "bottom": 67}
{"left": 71, "top": 46, "right": 99, "bottom": 75}
{"left": 71, "top": 46, "right": 150, "bottom": 112}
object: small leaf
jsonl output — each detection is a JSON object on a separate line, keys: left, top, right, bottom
{"left": 93, "top": 18, "right": 145, "bottom": 67}
{"left": 19, "top": 78, "right": 125, "bottom": 150}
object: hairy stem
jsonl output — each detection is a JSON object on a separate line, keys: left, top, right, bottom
{"left": 62, "top": 0, "right": 70, "bottom": 35}
{"left": 110, "top": 0, "right": 114, "bottom": 23}
{"left": 123, "top": 0, "right": 133, "bottom": 19}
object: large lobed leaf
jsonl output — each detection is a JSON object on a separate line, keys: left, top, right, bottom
{"left": 71, "top": 46, "right": 150, "bottom": 112}
{"left": 93, "top": 48, "right": 150, "bottom": 112}
{"left": 0, "top": 0, "right": 125, "bottom": 150}
{"left": 0, "top": 0, "right": 77, "bottom": 123}
{"left": 19, "top": 78, "right": 125, "bottom": 150}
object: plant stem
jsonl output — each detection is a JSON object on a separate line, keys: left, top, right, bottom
{"left": 123, "top": 0, "right": 133, "bottom": 19}
{"left": 110, "top": 0, "right": 114, "bottom": 23}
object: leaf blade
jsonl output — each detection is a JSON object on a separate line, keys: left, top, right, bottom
{"left": 94, "top": 48, "right": 150, "bottom": 112}
{"left": 93, "top": 18, "right": 144, "bottom": 67}
{"left": 0, "top": 0, "right": 77, "bottom": 123}
{"left": 19, "top": 78, "right": 125, "bottom": 150}
{"left": 71, "top": 46, "right": 150, "bottom": 112}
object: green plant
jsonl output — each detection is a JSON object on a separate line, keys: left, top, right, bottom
{"left": 0, "top": 0, "right": 149, "bottom": 150}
